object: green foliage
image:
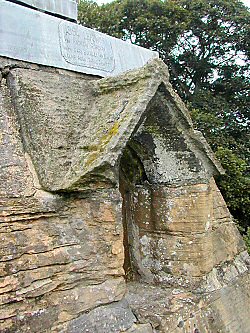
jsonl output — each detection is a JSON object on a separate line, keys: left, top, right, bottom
{"left": 243, "top": 228, "right": 250, "bottom": 254}
{"left": 215, "top": 147, "right": 250, "bottom": 229}
{"left": 170, "top": 0, "right": 250, "bottom": 97}
{"left": 78, "top": 0, "right": 250, "bottom": 247}
{"left": 79, "top": 0, "right": 190, "bottom": 51}
{"left": 190, "top": 90, "right": 249, "bottom": 159}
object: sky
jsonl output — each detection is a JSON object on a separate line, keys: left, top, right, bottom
{"left": 96, "top": 0, "right": 250, "bottom": 7}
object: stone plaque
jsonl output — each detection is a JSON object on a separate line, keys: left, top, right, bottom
{"left": 59, "top": 22, "right": 115, "bottom": 72}
{"left": 0, "top": 0, "right": 158, "bottom": 77}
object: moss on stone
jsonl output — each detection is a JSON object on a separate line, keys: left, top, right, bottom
{"left": 84, "top": 121, "right": 120, "bottom": 169}
{"left": 100, "top": 121, "right": 120, "bottom": 147}
{"left": 120, "top": 145, "right": 147, "bottom": 185}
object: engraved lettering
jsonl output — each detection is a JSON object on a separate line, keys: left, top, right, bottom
{"left": 59, "top": 22, "right": 115, "bottom": 72}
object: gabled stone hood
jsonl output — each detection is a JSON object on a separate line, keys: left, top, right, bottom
{"left": 7, "top": 58, "right": 223, "bottom": 192}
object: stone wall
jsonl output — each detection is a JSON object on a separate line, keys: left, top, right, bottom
{"left": 122, "top": 180, "right": 245, "bottom": 285}
{"left": 0, "top": 64, "right": 126, "bottom": 331}
{"left": 0, "top": 57, "right": 250, "bottom": 332}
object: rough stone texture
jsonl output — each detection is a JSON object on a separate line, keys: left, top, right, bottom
{"left": 123, "top": 179, "right": 245, "bottom": 286}
{"left": 0, "top": 57, "right": 250, "bottom": 332}
{"left": 126, "top": 272, "right": 250, "bottom": 333}
{"left": 0, "top": 80, "right": 125, "bottom": 330}
{"left": 64, "top": 300, "right": 137, "bottom": 333}
{"left": 0, "top": 188, "right": 126, "bottom": 331}
{"left": 6, "top": 57, "right": 221, "bottom": 192}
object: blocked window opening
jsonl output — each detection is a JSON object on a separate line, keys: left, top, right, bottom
{"left": 119, "top": 144, "right": 148, "bottom": 280}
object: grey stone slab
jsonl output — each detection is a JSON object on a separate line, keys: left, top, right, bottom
{"left": 8, "top": 0, "right": 78, "bottom": 21}
{"left": 0, "top": 0, "right": 158, "bottom": 77}
{"left": 64, "top": 300, "right": 136, "bottom": 333}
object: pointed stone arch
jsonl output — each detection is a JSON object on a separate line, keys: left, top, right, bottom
{"left": 9, "top": 58, "right": 229, "bottom": 284}
{"left": 8, "top": 58, "right": 222, "bottom": 192}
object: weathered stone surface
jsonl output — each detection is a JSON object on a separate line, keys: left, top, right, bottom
{"left": 64, "top": 300, "right": 137, "bottom": 333}
{"left": 0, "top": 81, "right": 35, "bottom": 198}
{"left": 123, "top": 179, "right": 244, "bottom": 286}
{"left": 0, "top": 87, "right": 126, "bottom": 331}
{"left": 7, "top": 58, "right": 222, "bottom": 192}
{"left": 17, "top": 0, "right": 78, "bottom": 21}
{"left": 125, "top": 323, "right": 154, "bottom": 333}
{"left": 126, "top": 272, "right": 250, "bottom": 332}
{"left": 0, "top": 57, "right": 250, "bottom": 333}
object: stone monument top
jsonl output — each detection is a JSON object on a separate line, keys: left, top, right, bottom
{"left": 8, "top": 0, "right": 78, "bottom": 21}
{"left": 0, "top": 0, "right": 158, "bottom": 77}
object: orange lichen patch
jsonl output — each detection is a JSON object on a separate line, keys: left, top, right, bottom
{"left": 100, "top": 206, "right": 115, "bottom": 223}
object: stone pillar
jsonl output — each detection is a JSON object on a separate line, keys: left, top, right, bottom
{"left": 0, "top": 71, "right": 125, "bottom": 332}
